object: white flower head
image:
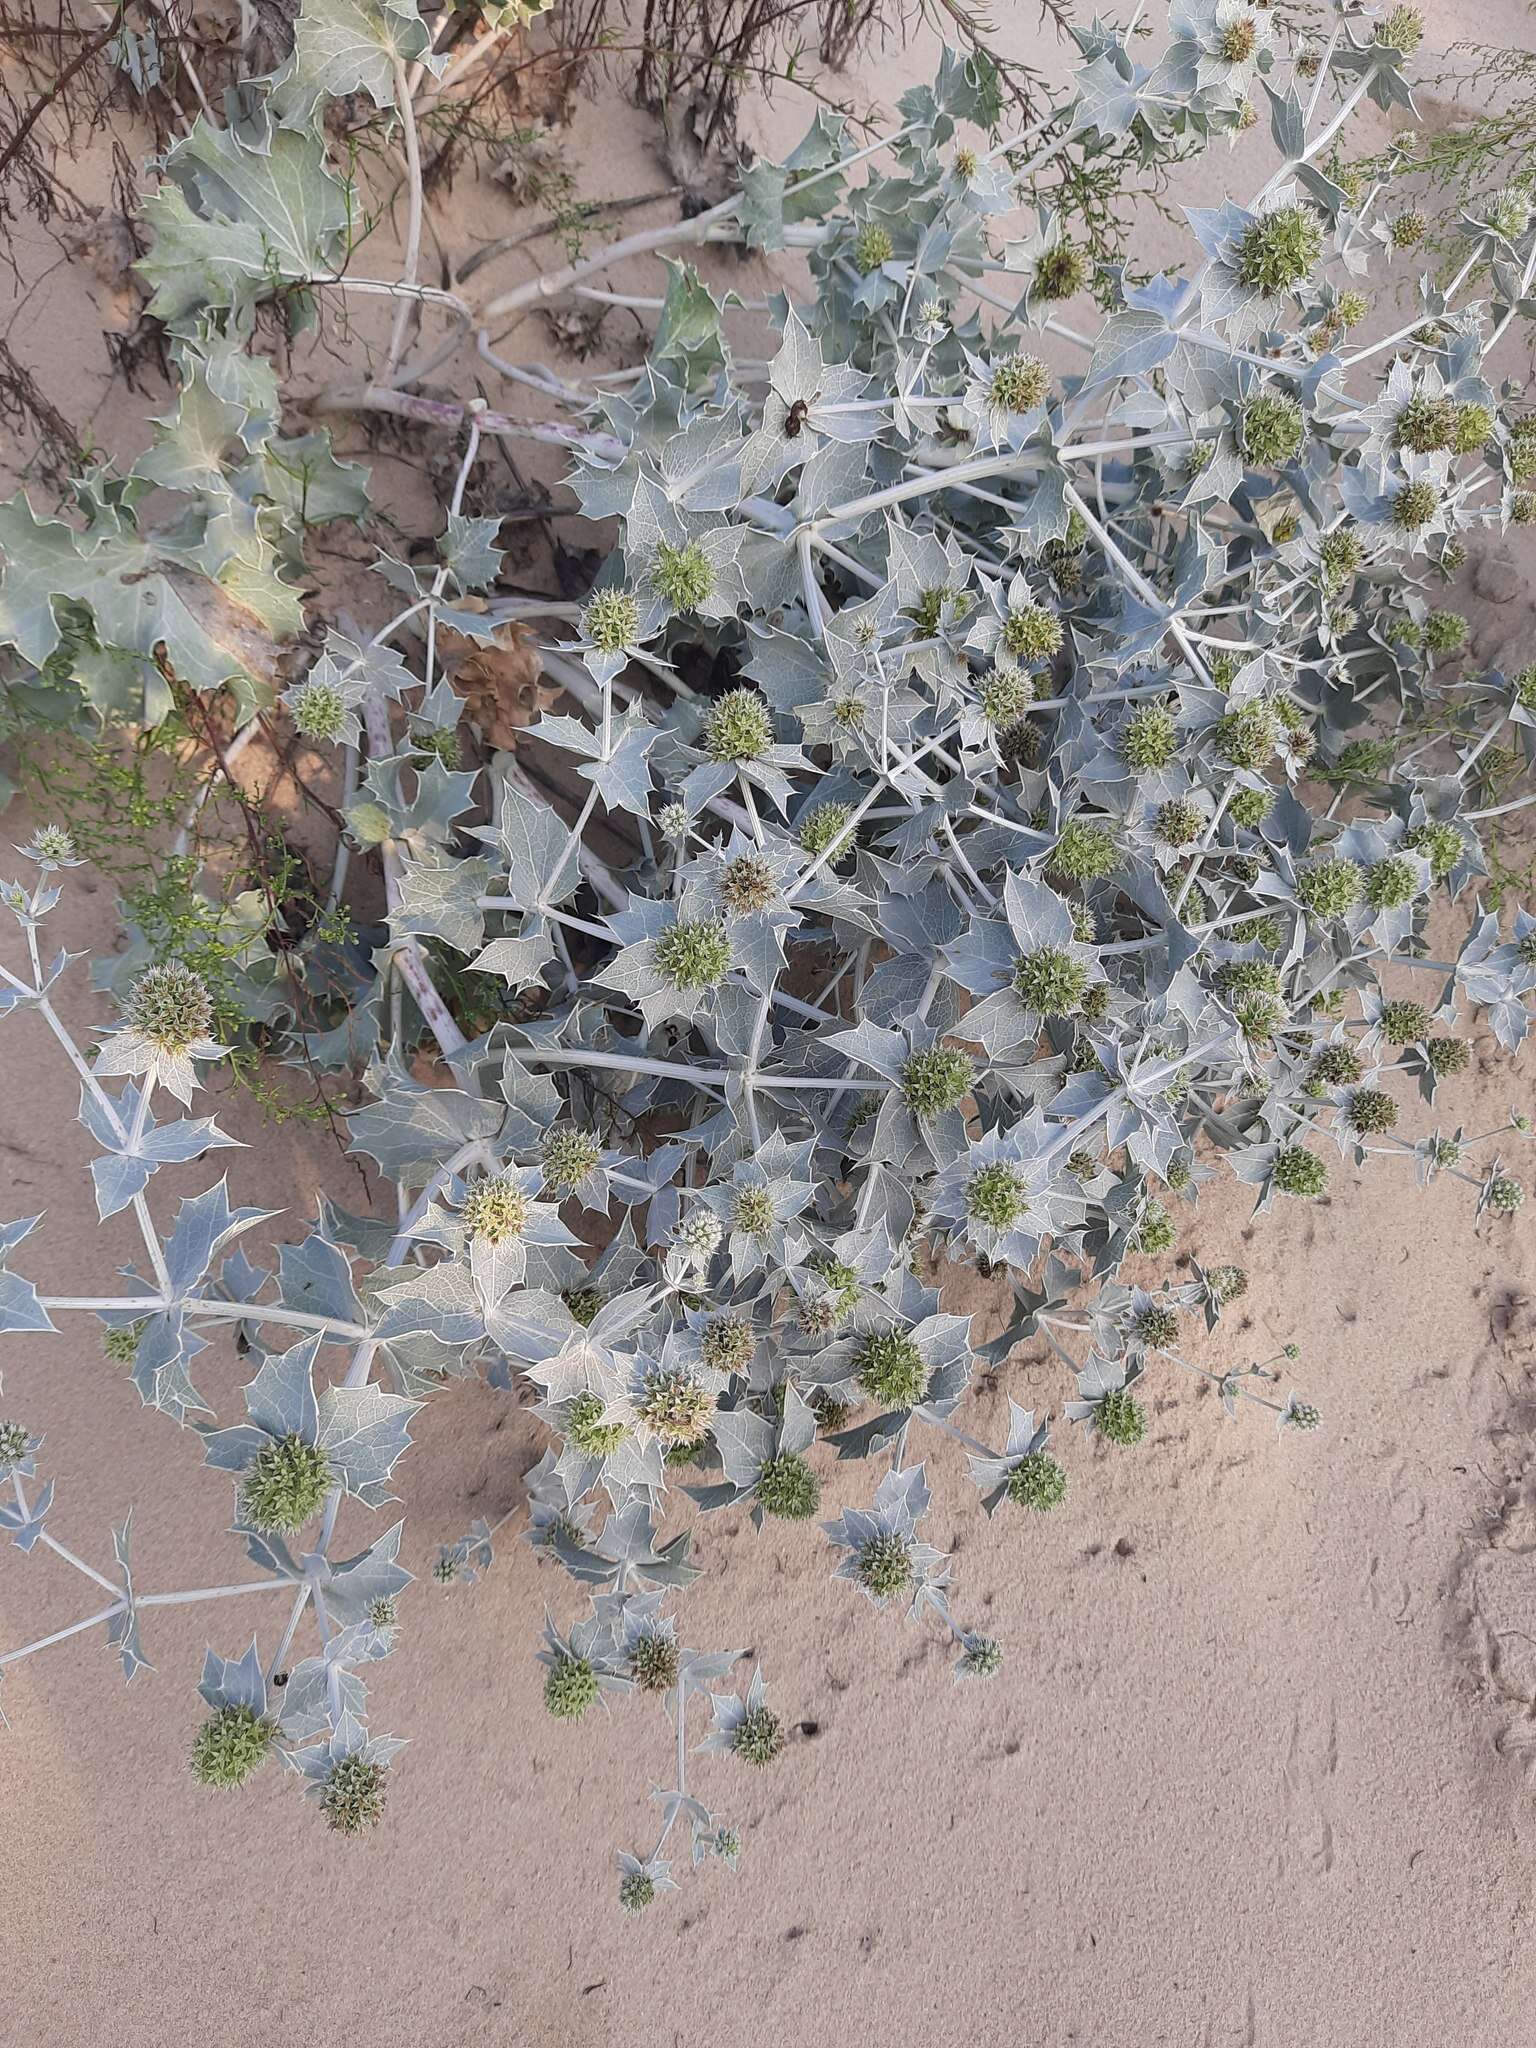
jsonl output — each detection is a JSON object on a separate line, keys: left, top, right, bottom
{"left": 94, "top": 962, "right": 228, "bottom": 1106}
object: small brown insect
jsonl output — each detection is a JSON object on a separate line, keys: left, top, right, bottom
{"left": 783, "top": 396, "right": 813, "bottom": 438}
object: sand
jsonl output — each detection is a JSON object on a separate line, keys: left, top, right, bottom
{"left": 3, "top": 6, "right": 1536, "bottom": 2044}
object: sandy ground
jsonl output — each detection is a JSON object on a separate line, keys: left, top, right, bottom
{"left": 4, "top": 6, "right": 1536, "bottom": 2045}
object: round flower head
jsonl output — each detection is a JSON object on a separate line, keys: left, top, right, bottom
{"left": 901, "top": 1045, "right": 973, "bottom": 1118}
{"left": 1236, "top": 205, "right": 1322, "bottom": 295}
{"left": 240, "top": 1435, "right": 331, "bottom": 1532}
{"left": 542, "top": 1128, "right": 601, "bottom": 1194}
{"left": 319, "top": 1754, "right": 388, "bottom": 1835}
{"left": 1393, "top": 477, "right": 1441, "bottom": 531}
{"left": 732, "top": 1703, "right": 786, "bottom": 1766}
{"left": 1157, "top": 796, "right": 1205, "bottom": 846}
{"left": 699, "top": 1315, "right": 755, "bottom": 1374}
{"left": 19, "top": 824, "right": 79, "bottom": 868}
{"left": 798, "top": 801, "right": 854, "bottom": 860}
{"left": 1132, "top": 1199, "right": 1176, "bottom": 1255}
{"left": 857, "top": 1531, "right": 915, "bottom": 1599}
{"left": 651, "top": 540, "right": 713, "bottom": 613}
{"left": 1346, "top": 1087, "right": 1398, "bottom": 1136}
{"left": 1206, "top": 1263, "right": 1248, "bottom": 1306}
{"left": 1310, "top": 1042, "right": 1363, "bottom": 1091}
{"left": 1426, "top": 1036, "right": 1469, "bottom": 1077}
{"left": 638, "top": 1366, "right": 715, "bottom": 1447}
{"left": 1487, "top": 1174, "right": 1526, "bottom": 1215}
{"left": 1007, "top": 1449, "right": 1067, "bottom": 1512}
{"left": 290, "top": 678, "right": 347, "bottom": 743}
{"left": 959, "top": 1635, "right": 1004, "bottom": 1679}
{"left": 674, "top": 1209, "right": 722, "bottom": 1262}
{"left": 980, "top": 666, "right": 1033, "bottom": 726}
{"left": 565, "top": 1392, "right": 628, "bottom": 1459}
{"left": 619, "top": 1869, "right": 656, "bottom": 1914}
{"left": 584, "top": 588, "right": 641, "bottom": 652}
{"left": 989, "top": 354, "right": 1050, "bottom": 414}
{"left": 1395, "top": 394, "right": 1455, "bottom": 454}
{"left": 1134, "top": 1303, "right": 1180, "bottom": 1349}
{"left": 0, "top": 1420, "right": 32, "bottom": 1475}
{"left": 1451, "top": 401, "right": 1494, "bottom": 454}
{"left": 128, "top": 962, "right": 213, "bottom": 1049}
{"left": 1379, "top": 1000, "right": 1430, "bottom": 1043}
{"left": 855, "top": 1331, "right": 930, "bottom": 1409}
{"left": 1120, "top": 703, "right": 1178, "bottom": 770}
{"left": 1286, "top": 1400, "right": 1322, "bottom": 1431}
{"left": 1035, "top": 242, "right": 1088, "bottom": 299}
{"left": 631, "top": 1631, "right": 680, "bottom": 1693}
{"left": 966, "top": 1161, "right": 1031, "bottom": 1229}
{"left": 461, "top": 1174, "right": 529, "bottom": 1245}
{"left": 1273, "top": 1145, "right": 1329, "bottom": 1197}
{"left": 1094, "top": 1388, "right": 1146, "bottom": 1446}
{"left": 1391, "top": 210, "right": 1427, "bottom": 249}
{"left": 1424, "top": 611, "right": 1466, "bottom": 653}
{"left": 1375, "top": 4, "right": 1424, "bottom": 50}
{"left": 757, "top": 1451, "right": 820, "bottom": 1520}
{"left": 1002, "top": 602, "right": 1062, "bottom": 661}
{"left": 189, "top": 1705, "right": 278, "bottom": 1789}
{"left": 702, "top": 688, "right": 773, "bottom": 764}
{"left": 733, "top": 1185, "right": 775, "bottom": 1237}
{"left": 1297, "top": 856, "right": 1362, "bottom": 921}
{"left": 1243, "top": 395, "right": 1305, "bottom": 465}
{"left": 853, "top": 222, "right": 893, "bottom": 273}
{"left": 1406, "top": 820, "right": 1463, "bottom": 880}
{"left": 1051, "top": 818, "right": 1119, "bottom": 882}
{"left": 1014, "top": 944, "right": 1090, "bottom": 1016}
{"left": 719, "top": 853, "right": 778, "bottom": 916}
{"left": 1365, "top": 856, "right": 1416, "bottom": 911}
{"left": 1215, "top": 702, "right": 1279, "bottom": 771}
{"left": 545, "top": 1652, "right": 599, "bottom": 1719}
{"left": 655, "top": 918, "right": 733, "bottom": 991}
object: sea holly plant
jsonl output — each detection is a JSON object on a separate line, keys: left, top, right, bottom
{"left": 3, "top": 7, "right": 1536, "bottom": 1912}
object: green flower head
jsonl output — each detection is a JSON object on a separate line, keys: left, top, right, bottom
{"left": 655, "top": 917, "right": 733, "bottom": 991}
{"left": 702, "top": 689, "right": 773, "bottom": 764}
{"left": 1034, "top": 242, "right": 1088, "bottom": 300}
{"left": 733, "top": 1704, "right": 786, "bottom": 1766}
{"left": 619, "top": 1870, "right": 656, "bottom": 1914}
{"left": 901, "top": 1045, "right": 974, "bottom": 1118}
{"left": 0, "top": 1420, "right": 31, "bottom": 1475}
{"left": 1236, "top": 205, "right": 1323, "bottom": 295}
{"left": 631, "top": 1631, "right": 680, "bottom": 1693}
{"left": 798, "top": 801, "right": 854, "bottom": 860}
{"left": 853, "top": 223, "right": 894, "bottom": 274}
{"left": 1243, "top": 394, "right": 1305, "bottom": 466}
{"left": 1380, "top": 999, "right": 1430, "bottom": 1042}
{"left": 1051, "top": 818, "right": 1120, "bottom": 882}
{"left": 1094, "top": 1387, "right": 1147, "bottom": 1446}
{"left": 1014, "top": 943, "right": 1090, "bottom": 1016}
{"left": 856, "top": 1531, "right": 915, "bottom": 1599}
{"left": 1156, "top": 797, "right": 1205, "bottom": 846}
{"left": 1215, "top": 702, "right": 1279, "bottom": 771}
{"left": 1002, "top": 602, "right": 1063, "bottom": 662}
{"left": 584, "top": 588, "right": 641, "bottom": 652}
{"left": 320, "top": 1754, "right": 388, "bottom": 1835}
{"left": 542, "top": 1127, "right": 601, "bottom": 1193}
{"left": 545, "top": 1652, "right": 599, "bottom": 1719}
{"left": 1120, "top": 703, "right": 1179, "bottom": 770}
{"left": 1297, "top": 856, "right": 1363, "bottom": 921}
{"left": 565, "top": 1392, "right": 628, "bottom": 1459}
{"left": 461, "top": 1174, "right": 529, "bottom": 1246}
{"left": 189, "top": 1704, "right": 277, "bottom": 1789}
{"left": 989, "top": 354, "right": 1050, "bottom": 414}
{"left": 967, "top": 1161, "right": 1030, "bottom": 1230}
{"left": 757, "top": 1452, "right": 821, "bottom": 1520}
{"left": 1394, "top": 394, "right": 1455, "bottom": 454}
{"left": 124, "top": 962, "right": 213, "bottom": 1053}
{"left": 1392, "top": 479, "right": 1441, "bottom": 530}
{"left": 240, "top": 1435, "right": 331, "bottom": 1533}
{"left": 652, "top": 539, "right": 714, "bottom": 614}
{"left": 291, "top": 679, "right": 347, "bottom": 743}
{"left": 1365, "top": 855, "right": 1416, "bottom": 910}
{"left": 856, "top": 1331, "right": 930, "bottom": 1409}
{"left": 1273, "top": 1145, "right": 1329, "bottom": 1197}
{"left": 639, "top": 1366, "right": 715, "bottom": 1447}
{"left": 1007, "top": 1449, "right": 1068, "bottom": 1512}
{"left": 1346, "top": 1087, "right": 1398, "bottom": 1135}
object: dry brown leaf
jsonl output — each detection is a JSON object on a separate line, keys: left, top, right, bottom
{"left": 445, "top": 620, "right": 556, "bottom": 750}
